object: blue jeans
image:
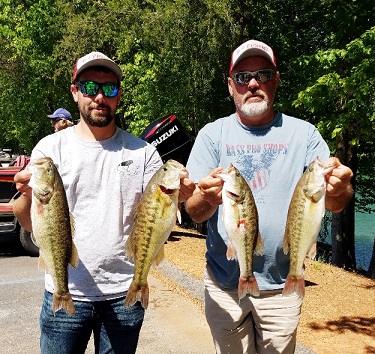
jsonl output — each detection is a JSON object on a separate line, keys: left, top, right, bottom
{"left": 40, "top": 291, "right": 145, "bottom": 354}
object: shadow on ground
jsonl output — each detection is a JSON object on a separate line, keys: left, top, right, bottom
{"left": 308, "top": 315, "right": 375, "bottom": 338}
{"left": 0, "top": 234, "right": 29, "bottom": 257}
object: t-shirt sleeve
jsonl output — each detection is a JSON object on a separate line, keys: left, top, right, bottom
{"left": 305, "top": 124, "right": 330, "bottom": 167}
{"left": 186, "top": 122, "right": 222, "bottom": 183}
{"left": 30, "top": 134, "right": 60, "bottom": 163}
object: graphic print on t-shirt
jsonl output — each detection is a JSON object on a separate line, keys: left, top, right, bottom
{"left": 225, "top": 143, "right": 288, "bottom": 193}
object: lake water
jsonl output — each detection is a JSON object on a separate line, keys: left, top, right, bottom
{"left": 319, "top": 210, "right": 375, "bottom": 272}
{"left": 355, "top": 210, "right": 375, "bottom": 271}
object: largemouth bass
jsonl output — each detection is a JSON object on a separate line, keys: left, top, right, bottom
{"left": 282, "top": 158, "right": 335, "bottom": 298}
{"left": 28, "top": 157, "right": 79, "bottom": 315}
{"left": 216, "top": 164, "right": 264, "bottom": 300}
{"left": 125, "top": 159, "right": 183, "bottom": 309}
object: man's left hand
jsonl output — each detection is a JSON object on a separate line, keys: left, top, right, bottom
{"left": 324, "top": 157, "right": 354, "bottom": 213}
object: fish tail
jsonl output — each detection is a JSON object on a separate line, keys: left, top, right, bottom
{"left": 282, "top": 275, "right": 305, "bottom": 298}
{"left": 52, "top": 292, "right": 75, "bottom": 316}
{"left": 238, "top": 275, "right": 260, "bottom": 300}
{"left": 124, "top": 281, "right": 150, "bottom": 309}
{"left": 140, "top": 284, "right": 149, "bottom": 309}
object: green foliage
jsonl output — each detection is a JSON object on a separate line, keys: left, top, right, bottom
{"left": 0, "top": 0, "right": 374, "bottom": 215}
{"left": 0, "top": 0, "right": 74, "bottom": 151}
{"left": 292, "top": 26, "right": 375, "bottom": 212}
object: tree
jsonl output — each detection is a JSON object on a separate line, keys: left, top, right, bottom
{"left": 0, "top": 0, "right": 73, "bottom": 152}
{"left": 292, "top": 27, "right": 375, "bottom": 270}
{"left": 0, "top": 0, "right": 373, "bottom": 272}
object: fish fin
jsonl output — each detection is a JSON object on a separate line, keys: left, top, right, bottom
{"left": 69, "top": 213, "right": 75, "bottom": 238}
{"left": 238, "top": 275, "right": 260, "bottom": 300}
{"left": 124, "top": 236, "right": 135, "bottom": 261}
{"left": 153, "top": 245, "right": 165, "bottom": 266}
{"left": 124, "top": 281, "right": 140, "bottom": 308}
{"left": 282, "top": 275, "right": 305, "bottom": 298}
{"left": 226, "top": 241, "right": 237, "bottom": 260}
{"left": 141, "top": 284, "right": 150, "bottom": 309}
{"left": 38, "top": 254, "right": 47, "bottom": 270}
{"left": 124, "top": 281, "right": 149, "bottom": 309}
{"left": 69, "top": 242, "right": 80, "bottom": 269}
{"left": 221, "top": 206, "right": 225, "bottom": 221}
{"left": 254, "top": 233, "right": 264, "bottom": 256}
{"left": 52, "top": 292, "right": 76, "bottom": 316}
{"left": 282, "top": 234, "right": 290, "bottom": 255}
{"left": 307, "top": 242, "right": 317, "bottom": 259}
{"left": 176, "top": 208, "right": 182, "bottom": 224}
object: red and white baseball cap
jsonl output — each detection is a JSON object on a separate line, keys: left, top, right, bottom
{"left": 72, "top": 51, "right": 123, "bottom": 83}
{"left": 229, "top": 40, "right": 276, "bottom": 74}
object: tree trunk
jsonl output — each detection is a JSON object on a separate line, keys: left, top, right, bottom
{"left": 331, "top": 199, "right": 356, "bottom": 270}
{"left": 331, "top": 133, "right": 357, "bottom": 270}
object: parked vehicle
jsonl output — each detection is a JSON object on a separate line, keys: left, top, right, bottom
{"left": 0, "top": 155, "right": 39, "bottom": 256}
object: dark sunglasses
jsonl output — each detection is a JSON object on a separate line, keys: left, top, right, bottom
{"left": 231, "top": 69, "right": 275, "bottom": 85}
{"left": 76, "top": 81, "right": 120, "bottom": 97}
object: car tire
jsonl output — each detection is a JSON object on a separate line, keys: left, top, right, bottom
{"left": 19, "top": 227, "right": 39, "bottom": 257}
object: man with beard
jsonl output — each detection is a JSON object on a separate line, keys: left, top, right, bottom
{"left": 12, "top": 52, "right": 195, "bottom": 354}
{"left": 184, "top": 40, "right": 353, "bottom": 354}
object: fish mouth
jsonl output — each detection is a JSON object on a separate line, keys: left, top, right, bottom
{"left": 159, "top": 185, "right": 177, "bottom": 195}
{"left": 33, "top": 189, "right": 53, "bottom": 203}
{"left": 315, "top": 157, "right": 337, "bottom": 175}
{"left": 226, "top": 190, "right": 240, "bottom": 199}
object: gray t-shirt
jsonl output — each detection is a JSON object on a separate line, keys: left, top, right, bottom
{"left": 186, "top": 112, "right": 329, "bottom": 290}
{"left": 31, "top": 126, "right": 163, "bottom": 301}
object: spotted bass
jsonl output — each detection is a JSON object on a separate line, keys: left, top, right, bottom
{"left": 124, "top": 159, "right": 183, "bottom": 309}
{"left": 216, "top": 164, "right": 264, "bottom": 300}
{"left": 282, "top": 158, "right": 335, "bottom": 298}
{"left": 28, "top": 157, "right": 79, "bottom": 315}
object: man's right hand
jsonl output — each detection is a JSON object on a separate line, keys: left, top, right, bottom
{"left": 197, "top": 167, "right": 224, "bottom": 206}
{"left": 14, "top": 168, "right": 32, "bottom": 198}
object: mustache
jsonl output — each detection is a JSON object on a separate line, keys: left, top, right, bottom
{"left": 90, "top": 103, "right": 110, "bottom": 110}
{"left": 242, "top": 89, "right": 266, "bottom": 102}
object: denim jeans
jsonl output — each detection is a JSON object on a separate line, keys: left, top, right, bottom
{"left": 40, "top": 291, "right": 145, "bottom": 354}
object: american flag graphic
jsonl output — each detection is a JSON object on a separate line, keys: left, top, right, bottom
{"left": 236, "top": 149, "right": 279, "bottom": 193}
{"left": 250, "top": 169, "right": 270, "bottom": 192}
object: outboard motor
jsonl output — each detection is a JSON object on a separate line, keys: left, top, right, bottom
{"left": 141, "top": 114, "right": 192, "bottom": 166}
{"left": 141, "top": 114, "right": 206, "bottom": 234}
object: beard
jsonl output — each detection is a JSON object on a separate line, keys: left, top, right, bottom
{"left": 235, "top": 90, "right": 270, "bottom": 118}
{"left": 80, "top": 104, "right": 114, "bottom": 127}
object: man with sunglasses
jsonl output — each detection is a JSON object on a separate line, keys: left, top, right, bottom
{"left": 185, "top": 40, "right": 353, "bottom": 354}
{"left": 13, "top": 51, "right": 195, "bottom": 354}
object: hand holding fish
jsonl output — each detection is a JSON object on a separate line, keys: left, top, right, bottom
{"left": 13, "top": 168, "right": 34, "bottom": 232}
{"left": 283, "top": 158, "right": 334, "bottom": 298}
{"left": 14, "top": 168, "right": 32, "bottom": 198}
{"left": 178, "top": 168, "right": 196, "bottom": 203}
{"left": 28, "top": 157, "right": 79, "bottom": 316}
{"left": 323, "top": 157, "right": 354, "bottom": 213}
{"left": 125, "top": 160, "right": 184, "bottom": 309}
{"left": 197, "top": 167, "right": 224, "bottom": 206}
{"left": 216, "top": 164, "right": 264, "bottom": 299}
